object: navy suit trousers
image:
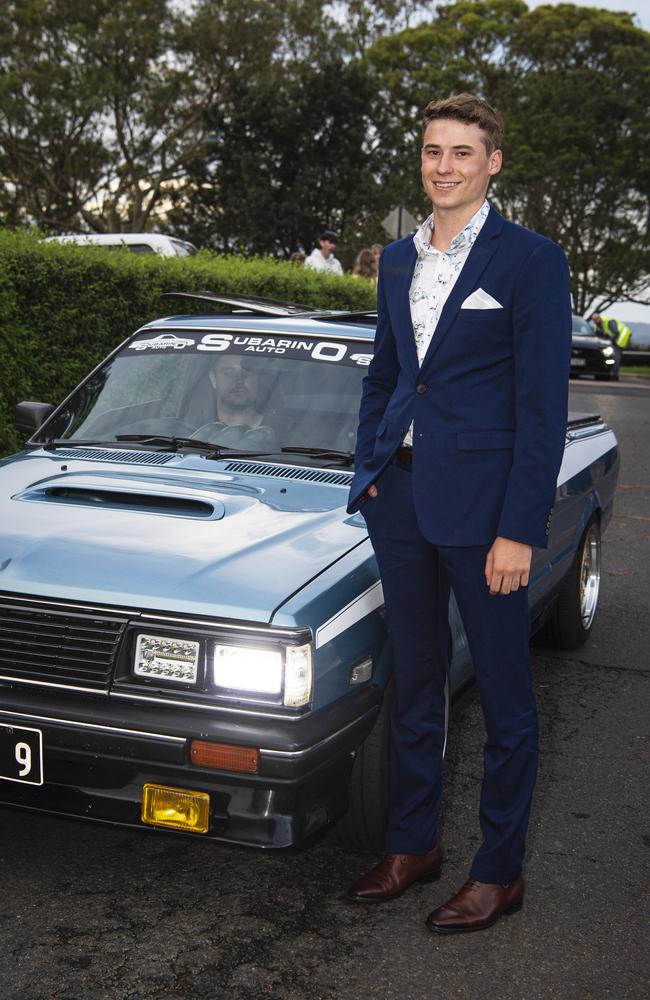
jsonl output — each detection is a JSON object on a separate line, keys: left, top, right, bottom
{"left": 363, "top": 459, "right": 538, "bottom": 884}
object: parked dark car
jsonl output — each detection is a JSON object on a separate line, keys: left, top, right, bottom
{"left": 0, "top": 294, "right": 619, "bottom": 850}
{"left": 571, "top": 315, "right": 619, "bottom": 380}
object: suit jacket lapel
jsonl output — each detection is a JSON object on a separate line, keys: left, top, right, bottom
{"left": 419, "top": 207, "right": 503, "bottom": 372}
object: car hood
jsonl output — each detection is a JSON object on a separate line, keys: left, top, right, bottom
{"left": 0, "top": 452, "right": 363, "bottom": 623}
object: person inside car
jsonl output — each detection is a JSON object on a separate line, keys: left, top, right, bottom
{"left": 193, "top": 355, "right": 277, "bottom": 451}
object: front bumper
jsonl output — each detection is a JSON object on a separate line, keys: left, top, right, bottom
{"left": 0, "top": 684, "right": 382, "bottom": 847}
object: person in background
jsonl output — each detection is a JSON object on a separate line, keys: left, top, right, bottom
{"left": 352, "top": 248, "right": 378, "bottom": 284}
{"left": 590, "top": 313, "right": 631, "bottom": 375}
{"left": 305, "top": 230, "right": 343, "bottom": 276}
{"left": 290, "top": 250, "right": 305, "bottom": 266}
{"left": 371, "top": 243, "right": 383, "bottom": 269}
{"left": 590, "top": 313, "right": 631, "bottom": 349}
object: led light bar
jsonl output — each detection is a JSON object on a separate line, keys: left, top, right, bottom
{"left": 134, "top": 634, "right": 200, "bottom": 684}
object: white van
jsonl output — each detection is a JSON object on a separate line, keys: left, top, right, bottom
{"left": 45, "top": 233, "right": 197, "bottom": 257}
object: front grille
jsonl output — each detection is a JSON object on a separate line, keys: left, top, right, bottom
{"left": 0, "top": 597, "right": 129, "bottom": 690}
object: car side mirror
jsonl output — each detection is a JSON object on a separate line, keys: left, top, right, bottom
{"left": 15, "top": 401, "right": 56, "bottom": 437}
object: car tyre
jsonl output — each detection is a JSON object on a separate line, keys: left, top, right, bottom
{"left": 536, "top": 517, "right": 601, "bottom": 649}
{"left": 334, "top": 671, "right": 450, "bottom": 851}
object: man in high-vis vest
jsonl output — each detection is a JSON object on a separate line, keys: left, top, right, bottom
{"left": 590, "top": 313, "right": 632, "bottom": 378}
{"left": 590, "top": 313, "right": 632, "bottom": 348}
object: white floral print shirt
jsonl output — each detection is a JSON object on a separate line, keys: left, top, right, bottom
{"left": 403, "top": 199, "right": 490, "bottom": 446}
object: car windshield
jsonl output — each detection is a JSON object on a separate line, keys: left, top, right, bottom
{"left": 37, "top": 328, "right": 373, "bottom": 461}
{"left": 572, "top": 316, "right": 594, "bottom": 335}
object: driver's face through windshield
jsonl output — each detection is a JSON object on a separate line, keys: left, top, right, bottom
{"left": 39, "top": 330, "right": 372, "bottom": 458}
{"left": 210, "top": 357, "right": 262, "bottom": 424}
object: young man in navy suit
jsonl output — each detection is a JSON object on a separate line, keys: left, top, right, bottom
{"left": 346, "top": 94, "right": 572, "bottom": 932}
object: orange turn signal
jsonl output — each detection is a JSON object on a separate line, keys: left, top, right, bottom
{"left": 190, "top": 740, "right": 260, "bottom": 773}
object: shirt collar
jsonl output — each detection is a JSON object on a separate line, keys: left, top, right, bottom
{"left": 413, "top": 200, "right": 491, "bottom": 257}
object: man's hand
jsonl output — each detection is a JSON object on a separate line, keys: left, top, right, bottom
{"left": 485, "top": 537, "right": 532, "bottom": 595}
{"left": 367, "top": 484, "right": 378, "bottom": 498}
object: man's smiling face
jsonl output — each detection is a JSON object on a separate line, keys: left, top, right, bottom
{"left": 421, "top": 118, "right": 502, "bottom": 218}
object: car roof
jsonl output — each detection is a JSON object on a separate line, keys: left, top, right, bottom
{"left": 132, "top": 292, "right": 378, "bottom": 343}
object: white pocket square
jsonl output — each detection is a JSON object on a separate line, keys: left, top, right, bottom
{"left": 460, "top": 288, "right": 503, "bottom": 310}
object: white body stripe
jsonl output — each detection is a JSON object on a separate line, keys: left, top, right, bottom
{"left": 316, "top": 582, "right": 384, "bottom": 649}
{"left": 557, "top": 430, "right": 617, "bottom": 488}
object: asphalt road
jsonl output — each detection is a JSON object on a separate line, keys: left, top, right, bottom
{"left": 2, "top": 379, "right": 648, "bottom": 1000}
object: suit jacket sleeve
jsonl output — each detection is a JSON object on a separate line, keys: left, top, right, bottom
{"left": 496, "top": 240, "right": 572, "bottom": 548}
{"left": 353, "top": 255, "right": 399, "bottom": 473}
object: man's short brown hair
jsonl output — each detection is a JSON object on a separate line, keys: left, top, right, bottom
{"left": 422, "top": 93, "right": 504, "bottom": 155}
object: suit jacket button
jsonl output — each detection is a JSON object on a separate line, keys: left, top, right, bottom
{"left": 416, "top": 384, "right": 427, "bottom": 395}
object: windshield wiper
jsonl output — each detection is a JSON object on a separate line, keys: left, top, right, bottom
{"left": 115, "top": 434, "right": 276, "bottom": 459}
{"left": 116, "top": 434, "right": 223, "bottom": 452}
{"left": 279, "top": 446, "right": 355, "bottom": 467}
{"left": 36, "top": 436, "right": 221, "bottom": 452}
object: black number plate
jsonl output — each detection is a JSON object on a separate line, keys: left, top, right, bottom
{"left": 0, "top": 723, "right": 43, "bottom": 785}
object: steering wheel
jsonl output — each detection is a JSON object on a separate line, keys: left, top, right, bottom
{"left": 116, "top": 417, "right": 198, "bottom": 437}
{"left": 191, "top": 421, "right": 278, "bottom": 451}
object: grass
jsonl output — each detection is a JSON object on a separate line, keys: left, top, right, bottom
{"left": 620, "top": 366, "right": 650, "bottom": 377}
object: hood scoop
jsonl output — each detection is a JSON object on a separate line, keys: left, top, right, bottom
{"left": 14, "top": 473, "right": 225, "bottom": 520}
{"left": 222, "top": 460, "right": 352, "bottom": 486}
{"left": 50, "top": 447, "right": 176, "bottom": 466}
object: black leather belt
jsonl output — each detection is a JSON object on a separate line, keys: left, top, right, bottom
{"left": 395, "top": 445, "right": 413, "bottom": 470}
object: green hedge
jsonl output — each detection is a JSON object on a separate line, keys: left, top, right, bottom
{"left": 0, "top": 230, "right": 376, "bottom": 456}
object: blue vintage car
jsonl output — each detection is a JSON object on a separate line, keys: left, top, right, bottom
{"left": 0, "top": 294, "right": 619, "bottom": 849}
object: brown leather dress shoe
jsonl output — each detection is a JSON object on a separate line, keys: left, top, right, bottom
{"left": 426, "top": 877, "right": 524, "bottom": 933}
{"left": 347, "top": 844, "right": 442, "bottom": 902}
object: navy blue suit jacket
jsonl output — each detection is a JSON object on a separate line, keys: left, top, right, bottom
{"left": 347, "top": 207, "right": 572, "bottom": 549}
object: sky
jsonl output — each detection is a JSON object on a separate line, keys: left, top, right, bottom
{"left": 523, "top": 1, "right": 649, "bottom": 325}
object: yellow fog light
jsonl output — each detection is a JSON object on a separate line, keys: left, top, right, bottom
{"left": 141, "top": 784, "right": 210, "bottom": 833}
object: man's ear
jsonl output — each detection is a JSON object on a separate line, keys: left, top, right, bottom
{"left": 488, "top": 149, "right": 503, "bottom": 177}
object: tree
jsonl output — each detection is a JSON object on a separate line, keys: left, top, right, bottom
{"left": 363, "top": 1, "right": 528, "bottom": 222}
{"left": 0, "top": 0, "right": 110, "bottom": 230}
{"left": 0, "top": 0, "right": 335, "bottom": 233}
{"left": 497, "top": 4, "right": 650, "bottom": 313}
{"left": 365, "top": 1, "right": 650, "bottom": 311}
{"left": 2, "top": 0, "right": 649, "bottom": 309}
{"left": 168, "top": 59, "right": 380, "bottom": 263}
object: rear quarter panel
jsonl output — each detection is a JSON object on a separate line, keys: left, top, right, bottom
{"left": 530, "top": 422, "right": 619, "bottom": 617}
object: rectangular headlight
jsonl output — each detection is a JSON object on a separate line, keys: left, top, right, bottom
{"left": 134, "top": 634, "right": 200, "bottom": 684}
{"left": 212, "top": 642, "right": 312, "bottom": 707}
{"left": 213, "top": 644, "right": 283, "bottom": 694}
